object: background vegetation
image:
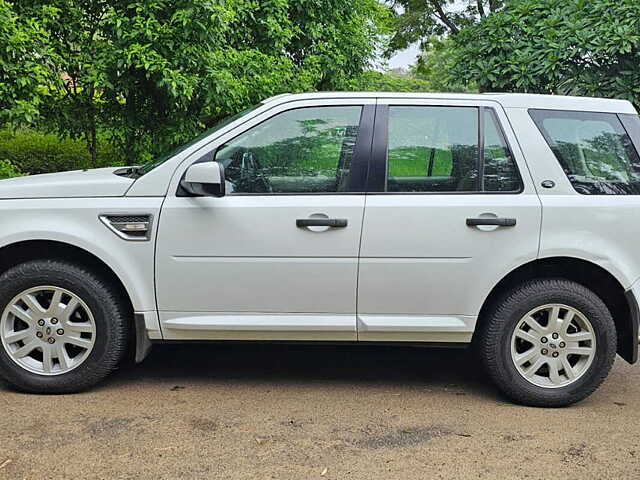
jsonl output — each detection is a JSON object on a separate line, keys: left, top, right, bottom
{"left": 0, "top": 0, "right": 637, "bottom": 178}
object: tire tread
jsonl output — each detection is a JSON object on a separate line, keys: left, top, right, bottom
{"left": 0, "top": 259, "right": 129, "bottom": 393}
{"left": 476, "top": 278, "right": 616, "bottom": 407}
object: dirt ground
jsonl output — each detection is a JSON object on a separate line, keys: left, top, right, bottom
{"left": 1, "top": 343, "right": 639, "bottom": 479}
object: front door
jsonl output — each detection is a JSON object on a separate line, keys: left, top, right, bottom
{"left": 357, "top": 99, "right": 542, "bottom": 342}
{"left": 156, "top": 101, "right": 374, "bottom": 340}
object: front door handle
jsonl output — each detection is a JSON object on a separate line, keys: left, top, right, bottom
{"left": 296, "top": 218, "right": 348, "bottom": 228}
{"left": 466, "top": 217, "right": 516, "bottom": 227}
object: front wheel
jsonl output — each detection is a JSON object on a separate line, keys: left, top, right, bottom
{"left": 0, "top": 260, "right": 129, "bottom": 393}
{"left": 476, "top": 279, "right": 617, "bottom": 407}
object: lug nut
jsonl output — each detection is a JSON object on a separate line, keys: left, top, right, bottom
{"left": 37, "top": 319, "right": 45, "bottom": 326}
{"left": 541, "top": 337, "right": 548, "bottom": 343}
{"left": 559, "top": 342, "right": 566, "bottom": 348}
{"left": 47, "top": 338, "right": 55, "bottom": 344}
{"left": 51, "top": 318, "right": 58, "bottom": 324}
{"left": 552, "top": 352, "right": 559, "bottom": 358}
{"left": 56, "top": 329, "right": 64, "bottom": 336}
{"left": 541, "top": 348, "right": 548, "bottom": 355}
{"left": 36, "top": 332, "right": 43, "bottom": 338}
{"left": 552, "top": 332, "right": 559, "bottom": 339}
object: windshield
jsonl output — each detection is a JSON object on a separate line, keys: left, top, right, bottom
{"left": 138, "top": 105, "right": 261, "bottom": 175}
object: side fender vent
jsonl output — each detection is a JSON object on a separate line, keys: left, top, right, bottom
{"left": 99, "top": 214, "right": 153, "bottom": 241}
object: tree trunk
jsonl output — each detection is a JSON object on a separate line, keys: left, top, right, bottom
{"left": 89, "top": 124, "right": 97, "bottom": 166}
{"left": 85, "top": 85, "right": 98, "bottom": 167}
{"left": 477, "top": 0, "right": 486, "bottom": 17}
{"left": 431, "top": 1, "right": 460, "bottom": 34}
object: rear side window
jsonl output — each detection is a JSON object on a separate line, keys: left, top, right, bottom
{"left": 386, "top": 106, "right": 522, "bottom": 193}
{"left": 530, "top": 109, "right": 640, "bottom": 195}
{"left": 387, "top": 106, "right": 477, "bottom": 192}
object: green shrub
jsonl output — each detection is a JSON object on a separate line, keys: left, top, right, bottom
{"left": 0, "top": 159, "right": 23, "bottom": 178}
{"left": 0, "top": 129, "right": 127, "bottom": 175}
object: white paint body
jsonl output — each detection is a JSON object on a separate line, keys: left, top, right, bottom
{"left": 0, "top": 92, "right": 638, "bottom": 346}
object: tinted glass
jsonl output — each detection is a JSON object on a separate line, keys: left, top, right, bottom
{"left": 140, "top": 104, "right": 260, "bottom": 175}
{"left": 530, "top": 109, "right": 640, "bottom": 195}
{"left": 483, "top": 109, "right": 522, "bottom": 192}
{"left": 387, "top": 106, "right": 479, "bottom": 192}
{"left": 620, "top": 114, "right": 640, "bottom": 154}
{"left": 215, "top": 106, "right": 362, "bottom": 194}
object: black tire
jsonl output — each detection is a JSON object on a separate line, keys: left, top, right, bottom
{"left": 0, "top": 259, "right": 129, "bottom": 393}
{"left": 476, "top": 279, "right": 617, "bottom": 407}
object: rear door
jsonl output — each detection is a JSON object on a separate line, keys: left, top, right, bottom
{"left": 356, "top": 98, "right": 542, "bottom": 342}
{"left": 156, "top": 99, "right": 375, "bottom": 340}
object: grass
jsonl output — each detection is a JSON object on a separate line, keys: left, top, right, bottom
{"left": 388, "top": 147, "right": 453, "bottom": 177}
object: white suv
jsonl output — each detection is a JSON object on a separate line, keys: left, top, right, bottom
{"left": 0, "top": 92, "right": 639, "bottom": 406}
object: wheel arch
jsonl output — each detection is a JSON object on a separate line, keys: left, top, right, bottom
{"left": 0, "top": 239, "right": 143, "bottom": 363}
{"left": 475, "top": 256, "right": 638, "bottom": 364}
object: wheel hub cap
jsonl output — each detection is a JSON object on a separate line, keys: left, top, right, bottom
{"left": 0, "top": 286, "right": 96, "bottom": 376}
{"left": 510, "top": 304, "right": 596, "bottom": 388}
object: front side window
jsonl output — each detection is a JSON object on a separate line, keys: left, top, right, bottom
{"left": 530, "top": 109, "right": 640, "bottom": 195}
{"left": 386, "top": 106, "right": 521, "bottom": 193}
{"left": 140, "top": 104, "right": 260, "bottom": 175}
{"left": 214, "top": 106, "right": 362, "bottom": 194}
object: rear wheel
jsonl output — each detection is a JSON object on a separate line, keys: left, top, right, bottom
{"left": 477, "top": 279, "right": 617, "bottom": 407}
{"left": 0, "top": 259, "right": 128, "bottom": 393}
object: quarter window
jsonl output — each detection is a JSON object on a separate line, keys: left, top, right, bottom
{"left": 483, "top": 109, "right": 522, "bottom": 192}
{"left": 386, "top": 106, "right": 521, "bottom": 193}
{"left": 215, "top": 106, "right": 362, "bottom": 194}
{"left": 530, "top": 109, "right": 640, "bottom": 195}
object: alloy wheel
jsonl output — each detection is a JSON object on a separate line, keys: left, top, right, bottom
{"left": 0, "top": 286, "right": 96, "bottom": 376}
{"left": 510, "top": 304, "right": 596, "bottom": 388}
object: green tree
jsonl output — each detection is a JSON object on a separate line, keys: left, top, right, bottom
{"left": 385, "top": 0, "right": 504, "bottom": 54}
{"left": 14, "top": 0, "right": 115, "bottom": 164}
{"left": 351, "top": 70, "right": 433, "bottom": 92}
{"left": 11, "top": 0, "right": 387, "bottom": 163}
{"left": 448, "top": 0, "right": 640, "bottom": 107}
{"left": 413, "top": 36, "right": 475, "bottom": 92}
{"left": 0, "top": 1, "right": 54, "bottom": 125}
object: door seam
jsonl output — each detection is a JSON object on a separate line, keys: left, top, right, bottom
{"left": 152, "top": 194, "right": 168, "bottom": 340}
{"left": 355, "top": 99, "right": 378, "bottom": 340}
{"left": 355, "top": 194, "right": 367, "bottom": 341}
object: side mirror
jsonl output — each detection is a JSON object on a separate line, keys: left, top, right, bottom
{"left": 181, "top": 161, "right": 225, "bottom": 197}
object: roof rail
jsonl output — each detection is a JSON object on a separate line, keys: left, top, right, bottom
{"left": 261, "top": 93, "right": 293, "bottom": 104}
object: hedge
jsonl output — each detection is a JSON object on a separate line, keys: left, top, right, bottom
{"left": 0, "top": 158, "right": 23, "bottom": 178}
{"left": 0, "top": 128, "right": 127, "bottom": 175}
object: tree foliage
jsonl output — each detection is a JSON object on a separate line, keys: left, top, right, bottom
{"left": 352, "top": 70, "right": 433, "bottom": 92}
{"left": 0, "top": 1, "right": 54, "bottom": 125}
{"left": 413, "top": 37, "right": 475, "bottom": 92}
{"left": 448, "top": 0, "right": 640, "bottom": 107}
{"left": 9, "top": 0, "right": 387, "bottom": 162}
{"left": 385, "top": 0, "right": 504, "bottom": 54}
{"left": 0, "top": 159, "right": 23, "bottom": 178}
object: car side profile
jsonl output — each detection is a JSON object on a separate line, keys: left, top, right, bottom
{"left": 0, "top": 92, "right": 639, "bottom": 406}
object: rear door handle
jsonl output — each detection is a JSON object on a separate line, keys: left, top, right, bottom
{"left": 466, "top": 217, "right": 516, "bottom": 227}
{"left": 296, "top": 218, "right": 348, "bottom": 228}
